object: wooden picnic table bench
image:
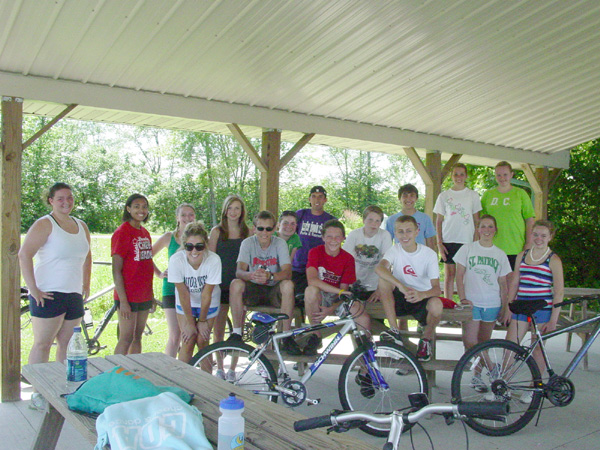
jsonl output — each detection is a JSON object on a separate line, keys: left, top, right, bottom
{"left": 22, "top": 352, "right": 380, "bottom": 450}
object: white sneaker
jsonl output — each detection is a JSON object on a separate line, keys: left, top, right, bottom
{"left": 216, "top": 369, "right": 226, "bottom": 380}
{"left": 226, "top": 370, "right": 236, "bottom": 382}
{"left": 470, "top": 375, "right": 488, "bottom": 393}
{"left": 484, "top": 391, "right": 511, "bottom": 402}
{"left": 488, "top": 363, "right": 502, "bottom": 380}
{"left": 29, "top": 393, "right": 47, "bottom": 411}
{"left": 519, "top": 390, "right": 534, "bottom": 404}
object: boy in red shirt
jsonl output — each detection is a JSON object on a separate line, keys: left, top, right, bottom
{"left": 303, "top": 220, "right": 371, "bottom": 355}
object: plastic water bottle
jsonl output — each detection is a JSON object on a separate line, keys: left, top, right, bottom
{"left": 218, "top": 393, "right": 245, "bottom": 450}
{"left": 66, "top": 326, "right": 87, "bottom": 392}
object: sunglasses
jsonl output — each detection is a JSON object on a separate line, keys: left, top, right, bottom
{"left": 256, "top": 226, "right": 274, "bottom": 232}
{"left": 184, "top": 243, "right": 206, "bottom": 252}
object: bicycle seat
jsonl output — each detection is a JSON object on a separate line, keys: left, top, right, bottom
{"left": 250, "top": 312, "right": 289, "bottom": 324}
{"left": 509, "top": 299, "right": 548, "bottom": 315}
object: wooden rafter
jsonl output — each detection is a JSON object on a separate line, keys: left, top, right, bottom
{"left": 22, "top": 104, "right": 77, "bottom": 150}
{"left": 403, "top": 147, "right": 432, "bottom": 185}
{"left": 441, "top": 153, "right": 462, "bottom": 181}
{"left": 280, "top": 133, "right": 314, "bottom": 168}
{"left": 227, "top": 123, "right": 267, "bottom": 172}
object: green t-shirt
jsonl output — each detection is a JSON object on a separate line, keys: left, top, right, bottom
{"left": 481, "top": 186, "right": 535, "bottom": 255}
{"left": 161, "top": 234, "right": 181, "bottom": 297}
{"left": 274, "top": 232, "right": 302, "bottom": 256}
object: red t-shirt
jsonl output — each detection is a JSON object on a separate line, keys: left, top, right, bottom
{"left": 307, "top": 245, "right": 356, "bottom": 288}
{"left": 111, "top": 222, "right": 154, "bottom": 303}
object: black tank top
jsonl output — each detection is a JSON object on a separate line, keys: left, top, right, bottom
{"left": 216, "top": 237, "right": 243, "bottom": 291}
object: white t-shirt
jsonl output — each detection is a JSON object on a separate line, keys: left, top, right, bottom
{"left": 382, "top": 243, "right": 439, "bottom": 292}
{"left": 433, "top": 188, "right": 482, "bottom": 244}
{"left": 343, "top": 228, "right": 392, "bottom": 290}
{"left": 168, "top": 250, "right": 222, "bottom": 310}
{"left": 453, "top": 241, "right": 511, "bottom": 308}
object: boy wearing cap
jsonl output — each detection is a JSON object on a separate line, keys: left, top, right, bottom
{"left": 292, "top": 186, "right": 336, "bottom": 296}
{"left": 385, "top": 184, "right": 437, "bottom": 252}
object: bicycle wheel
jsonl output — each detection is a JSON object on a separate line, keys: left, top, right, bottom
{"left": 338, "top": 342, "right": 428, "bottom": 437}
{"left": 189, "top": 341, "right": 278, "bottom": 403}
{"left": 20, "top": 304, "right": 31, "bottom": 330}
{"left": 451, "top": 339, "right": 542, "bottom": 436}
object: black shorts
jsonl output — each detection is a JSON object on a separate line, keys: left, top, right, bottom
{"left": 220, "top": 288, "right": 230, "bottom": 305}
{"left": 292, "top": 271, "right": 308, "bottom": 302}
{"left": 29, "top": 292, "right": 84, "bottom": 320}
{"left": 440, "top": 242, "right": 463, "bottom": 264}
{"left": 242, "top": 282, "right": 282, "bottom": 308}
{"left": 507, "top": 254, "right": 518, "bottom": 271}
{"left": 114, "top": 299, "right": 154, "bottom": 312}
{"left": 392, "top": 289, "right": 429, "bottom": 325}
{"left": 161, "top": 294, "right": 176, "bottom": 309}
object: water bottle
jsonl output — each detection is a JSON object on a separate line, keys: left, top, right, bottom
{"left": 218, "top": 393, "right": 245, "bottom": 450}
{"left": 66, "top": 326, "right": 87, "bottom": 392}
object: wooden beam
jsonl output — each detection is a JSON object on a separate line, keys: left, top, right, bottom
{"left": 1, "top": 96, "right": 23, "bottom": 402}
{"left": 227, "top": 123, "right": 267, "bottom": 172}
{"left": 403, "top": 147, "right": 432, "bottom": 185}
{"left": 521, "top": 164, "right": 551, "bottom": 220}
{"left": 261, "top": 129, "right": 281, "bottom": 213}
{"left": 425, "top": 151, "right": 442, "bottom": 219}
{"left": 441, "top": 153, "right": 462, "bottom": 181}
{"left": 548, "top": 168, "right": 563, "bottom": 188}
{"left": 22, "top": 104, "right": 77, "bottom": 150}
{"left": 280, "top": 133, "right": 314, "bottom": 168}
{"left": 521, "top": 163, "right": 542, "bottom": 195}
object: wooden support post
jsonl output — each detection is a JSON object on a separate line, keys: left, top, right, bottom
{"left": 522, "top": 164, "right": 550, "bottom": 220}
{"left": 261, "top": 129, "right": 281, "bottom": 214}
{"left": 425, "top": 151, "right": 442, "bottom": 218}
{"left": 1, "top": 96, "right": 23, "bottom": 402}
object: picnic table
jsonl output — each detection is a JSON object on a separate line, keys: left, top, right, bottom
{"left": 22, "top": 352, "right": 380, "bottom": 450}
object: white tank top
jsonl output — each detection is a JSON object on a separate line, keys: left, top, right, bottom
{"left": 34, "top": 214, "right": 90, "bottom": 293}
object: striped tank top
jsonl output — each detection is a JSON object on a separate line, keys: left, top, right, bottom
{"left": 516, "top": 249, "right": 554, "bottom": 309}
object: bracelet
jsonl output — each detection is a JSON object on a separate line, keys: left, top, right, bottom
{"left": 338, "top": 289, "right": 345, "bottom": 296}
{"left": 198, "top": 319, "right": 207, "bottom": 323}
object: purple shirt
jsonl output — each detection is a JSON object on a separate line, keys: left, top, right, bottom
{"left": 292, "top": 208, "right": 336, "bottom": 273}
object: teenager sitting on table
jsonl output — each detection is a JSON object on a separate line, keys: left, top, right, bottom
{"left": 303, "top": 220, "right": 371, "bottom": 356}
{"left": 228, "top": 210, "right": 301, "bottom": 355}
{"left": 274, "top": 210, "right": 302, "bottom": 261}
{"left": 375, "top": 215, "right": 442, "bottom": 362}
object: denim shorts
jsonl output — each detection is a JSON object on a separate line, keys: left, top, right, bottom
{"left": 513, "top": 308, "right": 552, "bottom": 324}
{"left": 472, "top": 306, "right": 501, "bottom": 322}
{"left": 176, "top": 305, "right": 219, "bottom": 319}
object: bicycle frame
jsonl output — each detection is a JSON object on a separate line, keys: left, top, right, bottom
{"left": 525, "top": 312, "right": 600, "bottom": 378}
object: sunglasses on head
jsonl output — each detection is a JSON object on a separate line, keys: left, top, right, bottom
{"left": 184, "top": 243, "right": 206, "bottom": 252}
{"left": 256, "top": 226, "right": 274, "bottom": 232}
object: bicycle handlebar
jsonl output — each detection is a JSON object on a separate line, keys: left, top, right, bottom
{"left": 293, "top": 402, "right": 509, "bottom": 432}
{"left": 294, "top": 414, "right": 336, "bottom": 432}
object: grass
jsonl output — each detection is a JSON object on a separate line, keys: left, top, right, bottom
{"left": 21, "top": 234, "right": 171, "bottom": 367}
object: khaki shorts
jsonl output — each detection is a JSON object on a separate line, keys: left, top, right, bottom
{"left": 243, "top": 282, "right": 282, "bottom": 308}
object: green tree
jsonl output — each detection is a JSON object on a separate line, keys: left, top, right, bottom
{"left": 549, "top": 140, "right": 600, "bottom": 288}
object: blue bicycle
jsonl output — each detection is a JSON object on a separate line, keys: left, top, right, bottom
{"left": 190, "top": 294, "right": 428, "bottom": 437}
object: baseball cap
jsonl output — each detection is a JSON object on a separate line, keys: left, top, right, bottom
{"left": 309, "top": 185, "right": 327, "bottom": 197}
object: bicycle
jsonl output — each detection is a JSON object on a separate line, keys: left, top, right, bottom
{"left": 294, "top": 393, "right": 509, "bottom": 450}
{"left": 190, "top": 293, "right": 428, "bottom": 437}
{"left": 451, "top": 295, "right": 600, "bottom": 436}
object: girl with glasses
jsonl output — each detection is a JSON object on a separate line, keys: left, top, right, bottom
{"left": 152, "top": 203, "right": 196, "bottom": 357}
{"left": 168, "top": 221, "right": 222, "bottom": 362}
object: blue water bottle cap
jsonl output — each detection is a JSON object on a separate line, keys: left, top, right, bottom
{"left": 73, "top": 326, "right": 81, "bottom": 332}
{"left": 220, "top": 393, "right": 244, "bottom": 410}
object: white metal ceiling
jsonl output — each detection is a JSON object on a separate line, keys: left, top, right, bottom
{"left": 2, "top": 0, "right": 599, "bottom": 168}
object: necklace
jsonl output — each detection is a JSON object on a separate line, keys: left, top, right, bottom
{"left": 530, "top": 247, "right": 549, "bottom": 263}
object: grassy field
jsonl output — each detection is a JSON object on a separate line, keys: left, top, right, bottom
{"left": 20, "top": 234, "right": 171, "bottom": 367}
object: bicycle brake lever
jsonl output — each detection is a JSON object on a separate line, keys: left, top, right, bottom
{"left": 443, "top": 412, "right": 455, "bottom": 425}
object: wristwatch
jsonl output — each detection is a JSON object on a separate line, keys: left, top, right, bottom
{"left": 268, "top": 271, "right": 274, "bottom": 282}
